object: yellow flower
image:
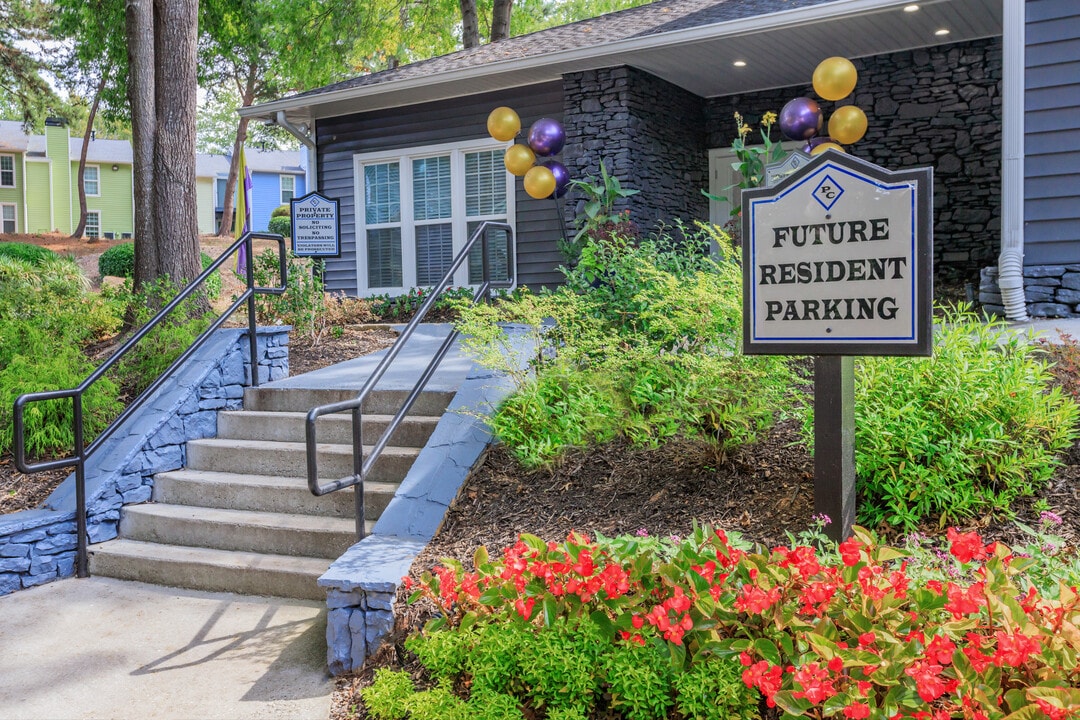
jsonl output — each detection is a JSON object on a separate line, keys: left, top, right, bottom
{"left": 762, "top": 111, "right": 778, "bottom": 127}
{"left": 738, "top": 124, "right": 753, "bottom": 137}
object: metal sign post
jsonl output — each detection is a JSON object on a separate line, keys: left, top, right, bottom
{"left": 741, "top": 151, "right": 933, "bottom": 541}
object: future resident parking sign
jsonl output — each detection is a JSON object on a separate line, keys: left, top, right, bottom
{"left": 741, "top": 151, "right": 933, "bottom": 356}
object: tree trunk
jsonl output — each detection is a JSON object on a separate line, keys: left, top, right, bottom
{"left": 216, "top": 64, "right": 257, "bottom": 237}
{"left": 71, "top": 71, "right": 110, "bottom": 241}
{"left": 152, "top": 0, "right": 204, "bottom": 307}
{"left": 459, "top": 0, "right": 479, "bottom": 48}
{"left": 491, "top": 0, "right": 512, "bottom": 42}
{"left": 126, "top": 0, "right": 158, "bottom": 291}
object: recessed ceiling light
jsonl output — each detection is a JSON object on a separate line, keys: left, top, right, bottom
{"left": 935, "top": 28, "right": 950, "bottom": 35}
{"left": 903, "top": 4, "right": 920, "bottom": 12}
{"left": 733, "top": 60, "right": 747, "bottom": 67}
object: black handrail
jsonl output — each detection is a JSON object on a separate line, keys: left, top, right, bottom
{"left": 13, "top": 231, "right": 288, "bottom": 578}
{"left": 305, "top": 221, "right": 515, "bottom": 539}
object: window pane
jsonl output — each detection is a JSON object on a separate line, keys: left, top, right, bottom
{"left": 364, "top": 163, "right": 400, "bottom": 224}
{"left": 85, "top": 212, "right": 100, "bottom": 239}
{"left": 215, "top": 178, "right": 227, "bottom": 208}
{"left": 415, "top": 223, "right": 453, "bottom": 286}
{"left": 0, "top": 156, "right": 13, "bottom": 187}
{"left": 467, "top": 221, "right": 509, "bottom": 284}
{"left": 367, "top": 228, "right": 402, "bottom": 288}
{"left": 281, "top": 175, "right": 295, "bottom": 204}
{"left": 1, "top": 205, "right": 15, "bottom": 233}
{"left": 85, "top": 166, "right": 99, "bottom": 195}
{"left": 465, "top": 150, "right": 505, "bottom": 217}
{"left": 412, "top": 156, "right": 451, "bottom": 221}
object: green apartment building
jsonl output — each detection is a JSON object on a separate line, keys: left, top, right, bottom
{"left": 0, "top": 118, "right": 134, "bottom": 238}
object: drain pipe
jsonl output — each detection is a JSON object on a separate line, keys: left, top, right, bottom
{"left": 273, "top": 111, "right": 317, "bottom": 193}
{"left": 999, "top": 0, "right": 1028, "bottom": 321}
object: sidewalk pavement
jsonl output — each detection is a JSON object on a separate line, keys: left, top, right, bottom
{"left": 0, "top": 577, "right": 333, "bottom": 720}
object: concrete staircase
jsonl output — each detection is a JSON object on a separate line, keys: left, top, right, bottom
{"left": 88, "top": 386, "right": 453, "bottom": 600}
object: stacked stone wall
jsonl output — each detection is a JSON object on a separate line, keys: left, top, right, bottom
{"left": 979, "top": 265, "right": 1080, "bottom": 318}
{"left": 706, "top": 37, "right": 1002, "bottom": 284}
{"left": 0, "top": 328, "right": 289, "bottom": 594}
{"left": 562, "top": 66, "right": 709, "bottom": 234}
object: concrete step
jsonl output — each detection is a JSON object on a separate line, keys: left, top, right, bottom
{"left": 243, "top": 387, "right": 455, "bottom": 416}
{"left": 185, "top": 438, "right": 418, "bottom": 481}
{"left": 153, "top": 469, "right": 396, "bottom": 519}
{"left": 217, "top": 410, "right": 440, "bottom": 447}
{"left": 119, "top": 503, "right": 363, "bottom": 558}
{"left": 88, "top": 539, "right": 332, "bottom": 601}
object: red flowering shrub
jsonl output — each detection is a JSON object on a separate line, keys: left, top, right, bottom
{"left": 409, "top": 525, "right": 1080, "bottom": 719}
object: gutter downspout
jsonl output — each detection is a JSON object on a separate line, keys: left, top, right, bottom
{"left": 273, "top": 111, "right": 317, "bottom": 193}
{"left": 999, "top": 0, "right": 1027, "bottom": 321}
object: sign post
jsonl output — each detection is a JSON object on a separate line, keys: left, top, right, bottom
{"left": 741, "top": 151, "right": 933, "bottom": 540}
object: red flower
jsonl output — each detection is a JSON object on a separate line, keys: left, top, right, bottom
{"left": 946, "top": 527, "right": 988, "bottom": 564}
{"left": 844, "top": 702, "right": 871, "bottom": 719}
{"left": 904, "top": 660, "right": 957, "bottom": 703}
{"left": 944, "top": 581, "right": 986, "bottom": 620}
{"left": 839, "top": 538, "right": 864, "bottom": 566}
{"left": 742, "top": 661, "right": 783, "bottom": 707}
{"left": 791, "top": 662, "right": 838, "bottom": 705}
{"left": 993, "top": 630, "right": 1041, "bottom": 668}
{"left": 925, "top": 634, "right": 957, "bottom": 665}
{"left": 734, "top": 583, "right": 782, "bottom": 614}
{"left": 513, "top": 596, "right": 535, "bottom": 620}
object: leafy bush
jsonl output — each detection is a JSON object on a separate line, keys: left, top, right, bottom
{"left": 365, "top": 286, "right": 478, "bottom": 323}
{"left": 98, "top": 241, "right": 135, "bottom": 278}
{"left": 270, "top": 204, "right": 290, "bottom": 218}
{"left": 456, "top": 224, "right": 798, "bottom": 467}
{"left": 565, "top": 159, "right": 639, "bottom": 265}
{"left": 0, "top": 242, "right": 57, "bottom": 266}
{"left": 246, "top": 248, "right": 324, "bottom": 337}
{"left": 405, "top": 524, "right": 1080, "bottom": 720}
{"left": 267, "top": 215, "right": 291, "bottom": 238}
{"left": 840, "top": 305, "right": 1078, "bottom": 529}
{"left": 199, "top": 251, "right": 222, "bottom": 300}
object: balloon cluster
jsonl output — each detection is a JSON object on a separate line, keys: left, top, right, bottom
{"left": 778, "top": 57, "right": 868, "bottom": 155}
{"left": 487, "top": 106, "right": 570, "bottom": 200}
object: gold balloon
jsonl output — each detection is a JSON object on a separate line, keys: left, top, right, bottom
{"left": 828, "top": 106, "right": 868, "bottom": 145}
{"left": 813, "top": 57, "right": 858, "bottom": 101}
{"left": 523, "top": 165, "right": 557, "bottom": 199}
{"left": 504, "top": 144, "right": 536, "bottom": 177}
{"left": 487, "top": 106, "right": 521, "bottom": 142}
{"left": 810, "top": 142, "right": 846, "bottom": 156}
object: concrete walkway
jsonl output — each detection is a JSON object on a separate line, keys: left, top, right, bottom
{"left": 0, "top": 577, "right": 332, "bottom": 720}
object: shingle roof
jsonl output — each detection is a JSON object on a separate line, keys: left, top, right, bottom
{"left": 196, "top": 151, "right": 305, "bottom": 177}
{"left": 0, "top": 121, "right": 31, "bottom": 152}
{"left": 292, "top": 0, "right": 832, "bottom": 100}
{"left": 70, "top": 138, "right": 132, "bottom": 165}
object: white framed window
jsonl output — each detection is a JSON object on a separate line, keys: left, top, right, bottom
{"left": 280, "top": 174, "right": 295, "bottom": 204}
{"left": 85, "top": 210, "right": 101, "bottom": 238}
{"left": 0, "top": 155, "right": 14, "bottom": 187}
{"left": 84, "top": 165, "right": 100, "bottom": 196}
{"left": 215, "top": 177, "right": 228, "bottom": 208}
{"left": 1, "top": 203, "right": 16, "bottom": 233}
{"left": 354, "top": 139, "right": 514, "bottom": 295}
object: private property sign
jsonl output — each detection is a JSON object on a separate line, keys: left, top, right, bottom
{"left": 290, "top": 192, "right": 341, "bottom": 258}
{"left": 742, "top": 152, "right": 933, "bottom": 357}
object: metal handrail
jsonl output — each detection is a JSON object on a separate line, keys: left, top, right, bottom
{"left": 305, "top": 221, "right": 515, "bottom": 539}
{"left": 13, "top": 231, "right": 288, "bottom": 578}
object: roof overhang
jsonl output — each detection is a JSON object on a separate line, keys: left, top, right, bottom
{"left": 242, "top": 0, "right": 1002, "bottom": 125}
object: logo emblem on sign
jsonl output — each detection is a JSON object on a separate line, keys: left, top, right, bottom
{"left": 812, "top": 175, "right": 844, "bottom": 211}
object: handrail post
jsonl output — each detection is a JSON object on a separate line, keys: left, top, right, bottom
{"left": 73, "top": 396, "right": 87, "bottom": 578}
{"left": 352, "top": 406, "right": 365, "bottom": 539}
{"left": 246, "top": 233, "right": 259, "bottom": 387}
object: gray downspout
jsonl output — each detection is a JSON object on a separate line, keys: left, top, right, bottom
{"left": 274, "top": 111, "right": 317, "bottom": 193}
{"left": 999, "top": 0, "right": 1028, "bottom": 321}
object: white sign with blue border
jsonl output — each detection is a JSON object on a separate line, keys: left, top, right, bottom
{"left": 290, "top": 192, "right": 341, "bottom": 258}
{"left": 742, "top": 151, "right": 932, "bottom": 356}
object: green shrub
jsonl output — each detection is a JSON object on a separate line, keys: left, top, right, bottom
{"left": 0, "top": 242, "right": 57, "bottom": 265}
{"left": 267, "top": 215, "right": 291, "bottom": 238}
{"left": 246, "top": 248, "right": 324, "bottom": 337}
{"left": 199, "top": 251, "right": 221, "bottom": 300}
{"left": 270, "top": 204, "right": 290, "bottom": 218}
{"left": 360, "top": 669, "right": 415, "bottom": 720}
{"left": 98, "top": 241, "right": 135, "bottom": 278}
{"left": 0, "top": 343, "right": 121, "bottom": 457}
{"left": 843, "top": 305, "right": 1078, "bottom": 529}
{"left": 673, "top": 656, "right": 759, "bottom": 720}
{"left": 602, "top": 640, "right": 675, "bottom": 720}
{"left": 0, "top": 257, "right": 115, "bottom": 350}
{"left": 456, "top": 224, "right": 798, "bottom": 467}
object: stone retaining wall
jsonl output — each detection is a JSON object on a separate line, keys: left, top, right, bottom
{"left": 0, "top": 327, "right": 290, "bottom": 595}
{"left": 979, "top": 265, "right": 1080, "bottom": 318}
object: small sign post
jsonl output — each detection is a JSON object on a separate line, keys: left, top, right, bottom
{"left": 290, "top": 192, "right": 341, "bottom": 258}
{"left": 741, "top": 151, "right": 933, "bottom": 540}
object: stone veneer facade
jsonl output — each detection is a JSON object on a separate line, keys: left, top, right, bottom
{"left": 562, "top": 66, "right": 709, "bottom": 235}
{"left": 562, "top": 38, "right": 1002, "bottom": 286}
{"left": 979, "top": 265, "right": 1080, "bottom": 318}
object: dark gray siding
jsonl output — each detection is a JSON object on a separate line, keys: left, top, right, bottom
{"left": 315, "top": 82, "right": 566, "bottom": 295}
{"left": 1025, "top": 0, "right": 1080, "bottom": 265}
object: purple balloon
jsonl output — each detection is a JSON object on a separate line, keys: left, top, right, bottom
{"left": 527, "top": 118, "right": 566, "bottom": 157}
{"left": 802, "top": 137, "right": 833, "bottom": 153}
{"left": 779, "top": 97, "right": 823, "bottom": 141}
{"left": 542, "top": 160, "right": 570, "bottom": 198}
